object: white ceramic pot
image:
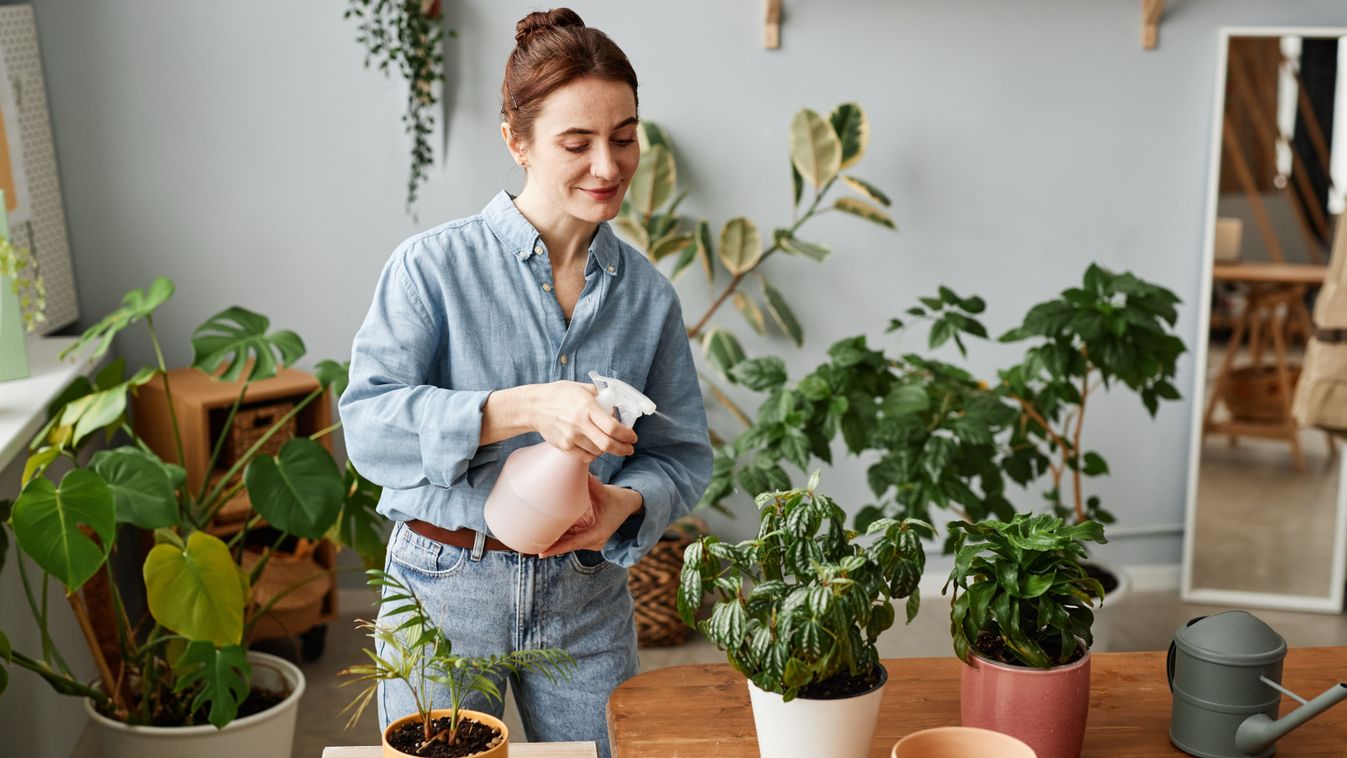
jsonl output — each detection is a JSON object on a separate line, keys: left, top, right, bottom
{"left": 1086, "top": 561, "right": 1131, "bottom": 653}
{"left": 83, "top": 651, "right": 305, "bottom": 758}
{"left": 747, "top": 665, "right": 887, "bottom": 758}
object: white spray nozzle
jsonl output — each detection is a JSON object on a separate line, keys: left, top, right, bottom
{"left": 590, "top": 371, "right": 656, "bottom": 428}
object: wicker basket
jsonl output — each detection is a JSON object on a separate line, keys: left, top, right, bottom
{"left": 207, "top": 471, "right": 251, "bottom": 527}
{"left": 1226, "top": 364, "right": 1302, "bottom": 422}
{"left": 241, "top": 540, "right": 335, "bottom": 642}
{"left": 628, "top": 518, "right": 704, "bottom": 648}
{"left": 225, "top": 400, "right": 296, "bottom": 465}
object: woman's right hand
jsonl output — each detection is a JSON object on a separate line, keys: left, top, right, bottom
{"left": 530, "top": 381, "right": 637, "bottom": 463}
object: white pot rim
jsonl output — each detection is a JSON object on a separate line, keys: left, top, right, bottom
{"left": 746, "top": 661, "right": 889, "bottom": 701}
{"left": 967, "top": 646, "right": 1092, "bottom": 675}
{"left": 82, "top": 650, "right": 305, "bottom": 735}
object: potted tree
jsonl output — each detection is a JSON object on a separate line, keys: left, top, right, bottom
{"left": 340, "top": 569, "right": 575, "bottom": 757}
{"left": 0, "top": 277, "right": 383, "bottom": 758}
{"left": 943, "top": 513, "right": 1107, "bottom": 758}
{"left": 677, "top": 472, "right": 930, "bottom": 758}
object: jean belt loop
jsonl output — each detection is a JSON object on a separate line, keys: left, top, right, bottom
{"left": 470, "top": 529, "right": 487, "bottom": 561}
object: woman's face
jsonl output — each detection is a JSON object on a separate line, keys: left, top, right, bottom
{"left": 505, "top": 76, "right": 639, "bottom": 226}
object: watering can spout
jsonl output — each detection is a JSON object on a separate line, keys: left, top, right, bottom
{"left": 1235, "top": 682, "right": 1347, "bottom": 755}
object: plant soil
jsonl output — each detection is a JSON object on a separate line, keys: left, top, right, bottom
{"left": 797, "top": 665, "right": 884, "bottom": 700}
{"left": 95, "top": 685, "right": 287, "bottom": 727}
{"left": 1082, "top": 562, "right": 1119, "bottom": 595}
{"left": 387, "top": 715, "right": 503, "bottom": 757}
{"left": 973, "top": 630, "right": 1086, "bottom": 667}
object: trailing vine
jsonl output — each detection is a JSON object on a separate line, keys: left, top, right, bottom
{"left": 345, "top": 0, "right": 451, "bottom": 211}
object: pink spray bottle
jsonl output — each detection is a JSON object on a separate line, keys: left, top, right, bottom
{"left": 483, "top": 371, "right": 656, "bottom": 554}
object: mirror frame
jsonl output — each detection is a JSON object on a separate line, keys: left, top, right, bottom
{"left": 1181, "top": 26, "right": 1347, "bottom": 614}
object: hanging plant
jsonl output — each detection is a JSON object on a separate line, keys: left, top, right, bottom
{"left": 345, "top": 0, "right": 451, "bottom": 211}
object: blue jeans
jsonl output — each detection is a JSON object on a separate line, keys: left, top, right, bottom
{"left": 376, "top": 522, "right": 637, "bottom": 758}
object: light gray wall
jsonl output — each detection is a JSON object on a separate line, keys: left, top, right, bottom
{"left": 22, "top": 0, "right": 1347, "bottom": 573}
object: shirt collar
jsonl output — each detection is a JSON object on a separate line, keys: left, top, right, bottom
{"left": 482, "top": 190, "right": 621, "bottom": 276}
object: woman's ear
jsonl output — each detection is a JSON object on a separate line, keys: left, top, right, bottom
{"left": 500, "top": 123, "right": 528, "bottom": 168}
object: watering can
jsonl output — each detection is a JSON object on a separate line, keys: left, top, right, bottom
{"left": 1168, "top": 610, "right": 1347, "bottom": 757}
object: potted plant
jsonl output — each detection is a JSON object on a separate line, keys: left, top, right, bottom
{"left": 942, "top": 513, "right": 1107, "bottom": 758}
{"left": 677, "top": 472, "right": 930, "bottom": 758}
{"left": 0, "top": 204, "right": 44, "bottom": 381}
{"left": 0, "top": 276, "right": 383, "bottom": 758}
{"left": 340, "top": 569, "right": 575, "bottom": 757}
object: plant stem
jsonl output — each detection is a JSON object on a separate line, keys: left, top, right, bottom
{"left": 145, "top": 316, "right": 188, "bottom": 483}
{"left": 1072, "top": 366, "right": 1092, "bottom": 524}
{"left": 309, "top": 421, "right": 343, "bottom": 441}
{"left": 198, "top": 380, "right": 251, "bottom": 503}
{"left": 10, "top": 650, "right": 110, "bottom": 706}
{"left": 15, "top": 551, "right": 73, "bottom": 676}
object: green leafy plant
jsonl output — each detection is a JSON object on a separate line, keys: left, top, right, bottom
{"left": 0, "top": 276, "right": 384, "bottom": 728}
{"left": 677, "top": 472, "right": 930, "bottom": 701}
{"left": 0, "top": 233, "right": 44, "bottom": 332}
{"left": 615, "top": 106, "right": 896, "bottom": 503}
{"left": 942, "top": 513, "right": 1107, "bottom": 668}
{"left": 703, "top": 264, "right": 1185, "bottom": 535}
{"left": 345, "top": 0, "right": 451, "bottom": 211}
{"left": 340, "top": 569, "right": 575, "bottom": 750}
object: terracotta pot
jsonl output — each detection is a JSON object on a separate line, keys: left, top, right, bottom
{"left": 746, "top": 664, "right": 887, "bottom": 758}
{"left": 960, "top": 650, "right": 1090, "bottom": 758}
{"left": 892, "top": 726, "right": 1037, "bottom": 757}
{"left": 381, "top": 709, "right": 509, "bottom": 758}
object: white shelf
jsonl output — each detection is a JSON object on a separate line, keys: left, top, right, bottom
{"left": 0, "top": 335, "right": 100, "bottom": 475}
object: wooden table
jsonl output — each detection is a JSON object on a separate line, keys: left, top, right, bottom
{"left": 322, "top": 743, "right": 597, "bottom": 757}
{"left": 607, "top": 648, "right": 1347, "bottom": 757}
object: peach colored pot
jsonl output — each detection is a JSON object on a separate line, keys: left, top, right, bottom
{"left": 381, "top": 709, "right": 508, "bottom": 758}
{"left": 960, "top": 650, "right": 1090, "bottom": 758}
{"left": 892, "top": 726, "right": 1037, "bottom": 757}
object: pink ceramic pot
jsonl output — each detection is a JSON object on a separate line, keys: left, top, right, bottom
{"left": 960, "top": 650, "right": 1090, "bottom": 758}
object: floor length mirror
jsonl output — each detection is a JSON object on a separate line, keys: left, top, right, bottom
{"left": 1183, "top": 27, "right": 1347, "bottom": 613}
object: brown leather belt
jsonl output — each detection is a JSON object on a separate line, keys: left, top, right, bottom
{"left": 406, "top": 519, "right": 538, "bottom": 557}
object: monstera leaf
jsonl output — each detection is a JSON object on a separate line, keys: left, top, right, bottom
{"left": 60, "top": 277, "right": 174, "bottom": 361}
{"left": 244, "top": 438, "right": 344, "bottom": 540}
{"left": 144, "top": 531, "right": 245, "bottom": 646}
{"left": 330, "top": 461, "right": 386, "bottom": 570}
{"left": 11, "top": 470, "right": 115, "bottom": 592}
{"left": 172, "top": 641, "right": 251, "bottom": 729}
{"left": 90, "top": 447, "right": 180, "bottom": 529}
{"left": 314, "top": 359, "right": 350, "bottom": 399}
{"left": 191, "top": 307, "right": 305, "bottom": 383}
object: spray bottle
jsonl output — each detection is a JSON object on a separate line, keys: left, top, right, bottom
{"left": 483, "top": 371, "right": 656, "bottom": 554}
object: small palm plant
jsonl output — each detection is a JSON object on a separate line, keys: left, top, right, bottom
{"left": 340, "top": 570, "right": 576, "bottom": 753}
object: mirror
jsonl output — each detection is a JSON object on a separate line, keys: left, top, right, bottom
{"left": 1183, "top": 28, "right": 1347, "bottom": 613}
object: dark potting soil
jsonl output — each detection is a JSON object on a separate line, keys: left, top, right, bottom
{"left": 796, "top": 665, "right": 884, "bottom": 700}
{"left": 95, "top": 685, "right": 288, "bottom": 727}
{"left": 387, "top": 716, "right": 503, "bottom": 757}
{"left": 1082, "top": 562, "right": 1119, "bottom": 596}
{"left": 973, "top": 630, "right": 1086, "bottom": 667}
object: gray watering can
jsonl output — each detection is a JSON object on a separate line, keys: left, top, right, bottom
{"left": 1168, "top": 610, "right": 1347, "bottom": 757}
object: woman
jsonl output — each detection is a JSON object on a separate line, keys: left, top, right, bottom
{"left": 339, "top": 8, "right": 712, "bottom": 756}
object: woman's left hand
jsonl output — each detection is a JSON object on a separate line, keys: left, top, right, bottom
{"left": 538, "top": 474, "right": 643, "bottom": 558}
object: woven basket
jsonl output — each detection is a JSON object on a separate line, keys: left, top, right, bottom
{"left": 628, "top": 518, "right": 704, "bottom": 648}
{"left": 241, "top": 541, "right": 334, "bottom": 641}
{"left": 207, "top": 471, "right": 251, "bottom": 526}
{"left": 226, "top": 401, "right": 296, "bottom": 465}
{"left": 1226, "top": 364, "right": 1302, "bottom": 422}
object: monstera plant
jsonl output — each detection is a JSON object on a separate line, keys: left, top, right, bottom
{"left": 0, "top": 276, "right": 382, "bottom": 730}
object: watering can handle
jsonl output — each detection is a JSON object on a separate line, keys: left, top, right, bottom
{"left": 1167, "top": 641, "right": 1176, "bottom": 692}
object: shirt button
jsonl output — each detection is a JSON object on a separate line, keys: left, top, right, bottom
{"left": 534, "top": 245, "right": 544, "bottom": 254}
{"left": 607, "top": 265, "right": 616, "bottom": 274}
{"left": 542, "top": 282, "right": 552, "bottom": 292}
{"left": 559, "top": 354, "right": 569, "bottom": 365}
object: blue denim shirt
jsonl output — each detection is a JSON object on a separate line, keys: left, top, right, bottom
{"left": 339, "top": 191, "right": 713, "bottom": 567}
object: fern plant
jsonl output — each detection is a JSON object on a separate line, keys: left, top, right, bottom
{"left": 341, "top": 569, "right": 576, "bottom": 750}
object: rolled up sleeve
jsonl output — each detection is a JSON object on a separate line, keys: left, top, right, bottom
{"left": 603, "top": 298, "right": 713, "bottom": 566}
{"left": 339, "top": 245, "right": 491, "bottom": 490}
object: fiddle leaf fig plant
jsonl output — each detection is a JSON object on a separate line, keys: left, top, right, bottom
{"left": 0, "top": 276, "right": 385, "bottom": 728}
{"left": 678, "top": 472, "right": 931, "bottom": 701}
{"left": 943, "top": 513, "right": 1108, "bottom": 668}
{"left": 703, "top": 264, "right": 1185, "bottom": 535}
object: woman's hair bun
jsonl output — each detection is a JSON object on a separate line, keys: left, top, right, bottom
{"left": 515, "top": 8, "right": 585, "bottom": 47}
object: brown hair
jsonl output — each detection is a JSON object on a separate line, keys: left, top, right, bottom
{"left": 501, "top": 8, "right": 638, "bottom": 143}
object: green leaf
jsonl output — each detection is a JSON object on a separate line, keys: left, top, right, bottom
{"left": 789, "top": 108, "right": 842, "bottom": 190}
{"left": 11, "top": 470, "right": 115, "bottom": 592}
{"left": 650, "top": 231, "right": 695, "bottom": 262}
{"left": 777, "top": 235, "right": 832, "bottom": 263}
{"left": 144, "top": 531, "right": 245, "bottom": 646}
{"left": 833, "top": 197, "right": 896, "bottom": 229}
{"left": 315, "top": 359, "right": 350, "bottom": 398}
{"left": 791, "top": 161, "right": 803, "bottom": 208}
{"left": 60, "top": 277, "right": 175, "bottom": 361}
{"left": 733, "top": 291, "right": 767, "bottom": 335}
{"left": 701, "top": 327, "right": 746, "bottom": 382}
{"left": 332, "top": 463, "right": 386, "bottom": 570}
{"left": 694, "top": 219, "right": 716, "bottom": 284}
{"left": 841, "top": 175, "right": 890, "bottom": 207}
{"left": 830, "top": 103, "right": 869, "bottom": 169}
{"left": 614, "top": 213, "right": 650, "bottom": 253}
{"left": 627, "top": 144, "right": 677, "bottom": 219}
{"left": 244, "top": 438, "right": 344, "bottom": 539}
{"left": 763, "top": 282, "right": 803, "bottom": 347}
{"left": 91, "top": 447, "right": 179, "bottom": 529}
{"left": 58, "top": 368, "right": 156, "bottom": 448}
{"left": 1082, "top": 452, "right": 1109, "bottom": 477}
{"left": 191, "top": 307, "right": 305, "bottom": 383}
{"left": 718, "top": 217, "right": 763, "bottom": 275}
{"left": 669, "top": 238, "right": 700, "bottom": 281}
{"left": 730, "top": 357, "right": 788, "bottom": 392}
{"left": 173, "top": 641, "right": 251, "bottom": 729}
{"left": 883, "top": 384, "right": 929, "bottom": 416}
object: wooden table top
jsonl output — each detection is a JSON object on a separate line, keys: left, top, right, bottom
{"left": 607, "top": 648, "right": 1347, "bottom": 757}
{"left": 322, "top": 743, "right": 597, "bottom": 757}
{"left": 1212, "top": 262, "right": 1328, "bottom": 284}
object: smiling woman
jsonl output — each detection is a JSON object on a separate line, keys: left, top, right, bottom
{"left": 337, "top": 7, "right": 712, "bottom": 758}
